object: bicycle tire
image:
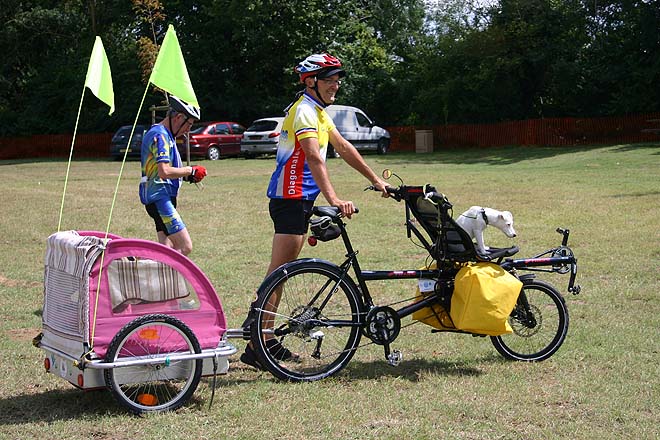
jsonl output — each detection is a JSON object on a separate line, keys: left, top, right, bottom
{"left": 490, "top": 279, "right": 569, "bottom": 361}
{"left": 104, "top": 314, "right": 202, "bottom": 414}
{"left": 250, "top": 260, "right": 363, "bottom": 382}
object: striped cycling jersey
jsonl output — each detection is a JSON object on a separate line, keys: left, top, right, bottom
{"left": 267, "top": 92, "right": 336, "bottom": 200}
{"left": 139, "top": 124, "right": 183, "bottom": 205}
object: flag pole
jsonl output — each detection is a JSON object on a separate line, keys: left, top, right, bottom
{"left": 91, "top": 25, "right": 201, "bottom": 345}
{"left": 57, "top": 86, "right": 86, "bottom": 232}
{"left": 89, "top": 82, "right": 150, "bottom": 349}
{"left": 59, "top": 36, "right": 114, "bottom": 232}
{"left": 104, "top": 85, "right": 150, "bottom": 240}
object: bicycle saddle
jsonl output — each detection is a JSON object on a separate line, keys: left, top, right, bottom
{"left": 477, "top": 246, "right": 519, "bottom": 261}
{"left": 312, "top": 206, "right": 359, "bottom": 219}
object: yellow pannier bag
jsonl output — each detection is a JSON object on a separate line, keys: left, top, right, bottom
{"left": 412, "top": 263, "right": 456, "bottom": 330}
{"left": 449, "top": 263, "right": 522, "bottom": 336}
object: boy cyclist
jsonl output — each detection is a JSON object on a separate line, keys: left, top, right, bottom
{"left": 139, "top": 95, "right": 207, "bottom": 256}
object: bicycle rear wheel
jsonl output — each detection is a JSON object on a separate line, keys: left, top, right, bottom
{"left": 251, "top": 260, "right": 363, "bottom": 382}
{"left": 104, "top": 314, "right": 202, "bottom": 414}
{"left": 491, "top": 279, "right": 569, "bottom": 361}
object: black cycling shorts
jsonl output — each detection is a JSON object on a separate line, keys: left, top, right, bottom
{"left": 269, "top": 198, "right": 315, "bottom": 235}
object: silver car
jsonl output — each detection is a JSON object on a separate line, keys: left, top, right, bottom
{"left": 241, "top": 117, "right": 285, "bottom": 158}
{"left": 325, "top": 105, "right": 390, "bottom": 155}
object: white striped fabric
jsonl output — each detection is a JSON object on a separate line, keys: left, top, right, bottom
{"left": 108, "top": 257, "right": 189, "bottom": 310}
{"left": 42, "top": 231, "right": 106, "bottom": 344}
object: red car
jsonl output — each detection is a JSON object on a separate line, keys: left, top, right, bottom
{"left": 177, "top": 121, "right": 246, "bottom": 160}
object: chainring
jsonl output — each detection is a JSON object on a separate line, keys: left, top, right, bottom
{"left": 364, "top": 306, "right": 401, "bottom": 345}
{"left": 551, "top": 246, "right": 574, "bottom": 274}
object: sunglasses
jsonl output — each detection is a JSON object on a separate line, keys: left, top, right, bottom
{"left": 319, "top": 78, "right": 342, "bottom": 86}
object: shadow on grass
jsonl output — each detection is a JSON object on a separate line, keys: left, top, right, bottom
{"left": 375, "top": 143, "right": 660, "bottom": 166}
{"left": 0, "top": 388, "right": 122, "bottom": 425}
{"left": 380, "top": 147, "right": 583, "bottom": 166}
{"left": 0, "top": 375, "right": 258, "bottom": 424}
{"left": 0, "top": 352, "right": 513, "bottom": 424}
{"left": 0, "top": 383, "right": 236, "bottom": 423}
{"left": 610, "top": 142, "right": 660, "bottom": 154}
{"left": 220, "top": 359, "right": 484, "bottom": 384}
{"left": 218, "top": 351, "right": 513, "bottom": 384}
{"left": 345, "top": 356, "right": 484, "bottom": 381}
{"left": 609, "top": 190, "right": 660, "bottom": 198}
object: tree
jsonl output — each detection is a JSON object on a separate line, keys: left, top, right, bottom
{"left": 580, "top": 0, "right": 660, "bottom": 115}
{"left": 162, "top": 0, "right": 426, "bottom": 126}
{"left": 0, "top": 1, "right": 150, "bottom": 135}
{"left": 1, "top": 0, "right": 657, "bottom": 137}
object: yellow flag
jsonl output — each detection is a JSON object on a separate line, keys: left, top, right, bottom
{"left": 84, "top": 37, "right": 115, "bottom": 115}
{"left": 149, "top": 25, "right": 199, "bottom": 108}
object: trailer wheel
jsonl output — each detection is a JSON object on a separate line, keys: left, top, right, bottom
{"left": 104, "top": 314, "right": 202, "bottom": 414}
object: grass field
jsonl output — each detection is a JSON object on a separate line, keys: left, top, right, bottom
{"left": 0, "top": 144, "right": 658, "bottom": 439}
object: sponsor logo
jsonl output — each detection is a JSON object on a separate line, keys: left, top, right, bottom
{"left": 287, "top": 148, "right": 302, "bottom": 196}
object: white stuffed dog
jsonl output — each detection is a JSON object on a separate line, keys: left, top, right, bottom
{"left": 456, "top": 206, "right": 517, "bottom": 254}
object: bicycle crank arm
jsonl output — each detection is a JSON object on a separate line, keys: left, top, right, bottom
{"left": 383, "top": 342, "right": 402, "bottom": 366}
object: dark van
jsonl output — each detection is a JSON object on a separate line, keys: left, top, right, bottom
{"left": 110, "top": 125, "right": 148, "bottom": 160}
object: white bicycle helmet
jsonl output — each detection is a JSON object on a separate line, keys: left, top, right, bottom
{"left": 295, "top": 53, "right": 346, "bottom": 82}
{"left": 169, "top": 95, "right": 201, "bottom": 120}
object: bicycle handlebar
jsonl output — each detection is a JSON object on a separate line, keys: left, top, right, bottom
{"left": 364, "top": 185, "right": 403, "bottom": 201}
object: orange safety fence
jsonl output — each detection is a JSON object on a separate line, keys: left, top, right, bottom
{"left": 1, "top": 113, "right": 659, "bottom": 160}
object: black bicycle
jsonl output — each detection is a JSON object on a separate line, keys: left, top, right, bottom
{"left": 248, "top": 171, "right": 581, "bottom": 382}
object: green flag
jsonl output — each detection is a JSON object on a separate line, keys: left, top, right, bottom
{"left": 84, "top": 36, "right": 115, "bottom": 115}
{"left": 149, "top": 25, "right": 199, "bottom": 108}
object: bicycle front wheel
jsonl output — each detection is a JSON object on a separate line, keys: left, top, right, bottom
{"left": 491, "top": 279, "right": 569, "bottom": 361}
{"left": 251, "top": 260, "right": 363, "bottom": 382}
{"left": 104, "top": 314, "right": 202, "bottom": 414}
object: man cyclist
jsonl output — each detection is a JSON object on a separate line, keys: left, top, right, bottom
{"left": 139, "top": 95, "right": 207, "bottom": 256}
{"left": 240, "top": 53, "right": 389, "bottom": 368}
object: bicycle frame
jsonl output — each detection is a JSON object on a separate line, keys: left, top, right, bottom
{"left": 332, "top": 214, "right": 444, "bottom": 319}
{"left": 501, "top": 228, "right": 581, "bottom": 295}
{"left": 249, "top": 187, "right": 581, "bottom": 379}
{"left": 316, "top": 206, "right": 580, "bottom": 328}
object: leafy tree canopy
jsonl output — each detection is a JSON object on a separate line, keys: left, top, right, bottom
{"left": 0, "top": 0, "right": 657, "bottom": 136}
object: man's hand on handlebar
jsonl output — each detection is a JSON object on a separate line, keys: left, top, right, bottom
{"left": 372, "top": 179, "right": 390, "bottom": 198}
{"left": 364, "top": 179, "right": 391, "bottom": 198}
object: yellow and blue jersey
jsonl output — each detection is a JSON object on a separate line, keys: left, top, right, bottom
{"left": 267, "top": 92, "right": 336, "bottom": 200}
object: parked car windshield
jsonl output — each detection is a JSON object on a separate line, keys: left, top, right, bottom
{"left": 248, "top": 120, "right": 279, "bottom": 131}
{"left": 111, "top": 126, "right": 134, "bottom": 141}
{"left": 190, "top": 123, "right": 207, "bottom": 134}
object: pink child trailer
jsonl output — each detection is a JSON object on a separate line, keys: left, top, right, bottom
{"left": 35, "top": 230, "right": 239, "bottom": 414}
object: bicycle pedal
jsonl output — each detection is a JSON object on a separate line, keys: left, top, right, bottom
{"left": 387, "top": 349, "right": 402, "bottom": 366}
